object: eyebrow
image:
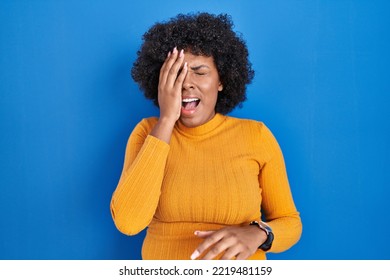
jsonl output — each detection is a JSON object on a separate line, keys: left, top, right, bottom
{"left": 190, "top": 65, "right": 210, "bottom": 71}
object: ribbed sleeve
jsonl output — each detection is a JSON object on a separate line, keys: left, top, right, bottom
{"left": 110, "top": 120, "right": 170, "bottom": 235}
{"left": 257, "top": 124, "right": 302, "bottom": 253}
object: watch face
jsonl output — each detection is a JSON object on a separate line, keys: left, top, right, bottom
{"left": 259, "top": 221, "right": 272, "bottom": 234}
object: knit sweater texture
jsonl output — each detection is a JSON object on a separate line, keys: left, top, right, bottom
{"left": 110, "top": 113, "right": 302, "bottom": 259}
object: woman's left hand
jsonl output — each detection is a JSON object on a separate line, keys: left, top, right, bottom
{"left": 190, "top": 225, "right": 267, "bottom": 260}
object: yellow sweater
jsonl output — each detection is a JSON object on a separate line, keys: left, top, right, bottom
{"left": 110, "top": 114, "right": 302, "bottom": 260}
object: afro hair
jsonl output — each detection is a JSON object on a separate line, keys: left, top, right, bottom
{"left": 131, "top": 12, "right": 254, "bottom": 115}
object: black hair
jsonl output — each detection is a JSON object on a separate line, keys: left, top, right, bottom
{"left": 131, "top": 12, "right": 254, "bottom": 114}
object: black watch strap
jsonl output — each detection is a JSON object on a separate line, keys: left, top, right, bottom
{"left": 250, "top": 221, "right": 274, "bottom": 251}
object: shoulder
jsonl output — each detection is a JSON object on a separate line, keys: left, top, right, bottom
{"left": 134, "top": 117, "right": 158, "bottom": 131}
{"left": 224, "top": 115, "right": 267, "bottom": 132}
{"left": 128, "top": 116, "right": 158, "bottom": 139}
{"left": 224, "top": 115, "right": 278, "bottom": 143}
{"left": 138, "top": 117, "right": 159, "bottom": 130}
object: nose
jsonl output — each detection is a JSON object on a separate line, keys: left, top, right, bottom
{"left": 182, "top": 72, "right": 195, "bottom": 90}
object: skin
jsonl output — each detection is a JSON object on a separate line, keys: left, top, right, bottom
{"left": 191, "top": 226, "right": 266, "bottom": 260}
{"left": 150, "top": 47, "right": 223, "bottom": 142}
{"left": 150, "top": 47, "right": 267, "bottom": 260}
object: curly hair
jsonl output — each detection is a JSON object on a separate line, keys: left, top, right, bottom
{"left": 131, "top": 12, "right": 254, "bottom": 115}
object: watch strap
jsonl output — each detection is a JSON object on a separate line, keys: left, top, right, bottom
{"left": 250, "top": 221, "right": 274, "bottom": 251}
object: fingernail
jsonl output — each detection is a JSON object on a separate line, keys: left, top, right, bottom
{"left": 167, "top": 51, "right": 171, "bottom": 58}
{"left": 173, "top": 47, "right": 177, "bottom": 53}
{"left": 190, "top": 250, "right": 200, "bottom": 260}
{"left": 179, "top": 49, "right": 184, "bottom": 57}
{"left": 194, "top": 230, "right": 199, "bottom": 235}
{"left": 184, "top": 62, "right": 188, "bottom": 69}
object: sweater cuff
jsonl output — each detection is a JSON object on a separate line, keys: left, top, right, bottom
{"left": 145, "top": 134, "right": 170, "bottom": 152}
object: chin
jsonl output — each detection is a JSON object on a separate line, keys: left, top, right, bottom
{"left": 179, "top": 112, "right": 215, "bottom": 128}
{"left": 179, "top": 116, "right": 199, "bottom": 128}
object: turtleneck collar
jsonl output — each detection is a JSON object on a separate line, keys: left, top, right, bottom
{"left": 175, "top": 113, "right": 226, "bottom": 137}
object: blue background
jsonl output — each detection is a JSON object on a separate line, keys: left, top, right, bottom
{"left": 1, "top": 0, "right": 389, "bottom": 260}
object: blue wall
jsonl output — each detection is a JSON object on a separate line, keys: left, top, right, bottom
{"left": 1, "top": 0, "right": 389, "bottom": 260}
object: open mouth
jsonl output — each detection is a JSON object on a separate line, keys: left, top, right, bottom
{"left": 182, "top": 98, "right": 200, "bottom": 110}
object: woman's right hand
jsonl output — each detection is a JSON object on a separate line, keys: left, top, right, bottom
{"left": 150, "top": 47, "right": 188, "bottom": 144}
{"left": 158, "top": 47, "right": 188, "bottom": 124}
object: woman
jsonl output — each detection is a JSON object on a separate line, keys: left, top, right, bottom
{"left": 110, "top": 12, "right": 302, "bottom": 260}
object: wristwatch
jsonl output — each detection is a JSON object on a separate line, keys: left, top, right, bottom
{"left": 250, "top": 221, "right": 274, "bottom": 251}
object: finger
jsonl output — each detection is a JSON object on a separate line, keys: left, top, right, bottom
{"left": 235, "top": 250, "right": 252, "bottom": 260}
{"left": 192, "top": 229, "right": 237, "bottom": 260}
{"left": 173, "top": 61, "right": 188, "bottom": 90}
{"left": 200, "top": 232, "right": 241, "bottom": 260}
{"left": 159, "top": 47, "right": 178, "bottom": 86}
{"left": 194, "top": 230, "right": 214, "bottom": 238}
{"left": 158, "top": 50, "right": 172, "bottom": 85}
{"left": 200, "top": 239, "right": 232, "bottom": 260}
{"left": 160, "top": 47, "right": 179, "bottom": 81}
{"left": 220, "top": 242, "right": 253, "bottom": 260}
{"left": 165, "top": 49, "right": 185, "bottom": 88}
{"left": 190, "top": 230, "right": 214, "bottom": 259}
{"left": 220, "top": 246, "right": 241, "bottom": 260}
{"left": 191, "top": 231, "right": 223, "bottom": 260}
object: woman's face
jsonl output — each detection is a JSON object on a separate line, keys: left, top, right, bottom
{"left": 179, "top": 53, "right": 223, "bottom": 128}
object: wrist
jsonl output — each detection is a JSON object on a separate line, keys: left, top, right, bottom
{"left": 249, "top": 221, "right": 274, "bottom": 252}
{"left": 248, "top": 224, "right": 267, "bottom": 246}
{"left": 150, "top": 117, "right": 176, "bottom": 144}
{"left": 158, "top": 115, "right": 177, "bottom": 127}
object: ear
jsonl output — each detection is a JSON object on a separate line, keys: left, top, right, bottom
{"left": 218, "top": 82, "right": 223, "bottom": 92}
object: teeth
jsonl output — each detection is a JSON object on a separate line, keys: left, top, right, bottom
{"left": 182, "top": 98, "right": 200, "bottom": 103}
